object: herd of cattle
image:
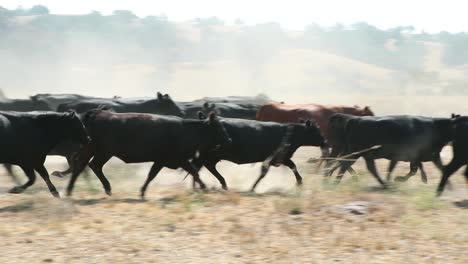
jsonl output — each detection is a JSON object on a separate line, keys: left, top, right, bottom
{"left": 0, "top": 91, "right": 466, "bottom": 198}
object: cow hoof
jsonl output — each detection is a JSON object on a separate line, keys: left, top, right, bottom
{"left": 51, "top": 171, "right": 64, "bottom": 178}
{"left": 422, "top": 178, "right": 428, "bottom": 184}
{"left": 394, "top": 176, "right": 408, "bottom": 182}
{"left": 222, "top": 186, "right": 228, "bottom": 191}
{"left": 8, "top": 186, "right": 24, "bottom": 194}
{"left": 52, "top": 192, "right": 61, "bottom": 198}
{"left": 105, "top": 190, "right": 112, "bottom": 196}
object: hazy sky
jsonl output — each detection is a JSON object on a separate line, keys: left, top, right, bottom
{"left": 0, "top": 0, "right": 466, "bottom": 33}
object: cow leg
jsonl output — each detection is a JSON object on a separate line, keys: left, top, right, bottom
{"left": 432, "top": 155, "right": 452, "bottom": 190}
{"left": 35, "top": 164, "right": 60, "bottom": 198}
{"left": 395, "top": 162, "right": 418, "bottom": 182}
{"left": 87, "top": 155, "right": 112, "bottom": 196}
{"left": 140, "top": 163, "right": 163, "bottom": 199}
{"left": 182, "top": 162, "right": 206, "bottom": 190}
{"left": 8, "top": 166, "right": 36, "bottom": 194}
{"left": 323, "top": 147, "right": 340, "bottom": 177}
{"left": 418, "top": 163, "right": 428, "bottom": 184}
{"left": 364, "top": 157, "right": 387, "bottom": 187}
{"left": 463, "top": 166, "right": 468, "bottom": 185}
{"left": 204, "top": 162, "right": 228, "bottom": 190}
{"left": 284, "top": 159, "right": 303, "bottom": 186}
{"left": 66, "top": 147, "right": 95, "bottom": 196}
{"left": 251, "top": 162, "right": 270, "bottom": 192}
{"left": 387, "top": 160, "right": 398, "bottom": 182}
{"left": 437, "top": 159, "right": 464, "bottom": 196}
{"left": 432, "top": 155, "right": 444, "bottom": 171}
{"left": 335, "top": 157, "right": 358, "bottom": 184}
{"left": 4, "top": 164, "right": 21, "bottom": 185}
{"left": 51, "top": 155, "right": 74, "bottom": 178}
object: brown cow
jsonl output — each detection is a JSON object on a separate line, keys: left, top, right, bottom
{"left": 256, "top": 103, "right": 374, "bottom": 139}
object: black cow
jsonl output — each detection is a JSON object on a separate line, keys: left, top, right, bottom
{"left": 58, "top": 92, "right": 185, "bottom": 117}
{"left": 437, "top": 115, "right": 468, "bottom": 196}
{"left": 179, "top": 94, "right": 274, "bottom": 119}
{"left": 65, "top": 110, "right": 232, "bottom": 197}
{"left": 180, "top": 101, "right": 261, "bottom": 119}
{"left": 0, "top": 98, "right": 52, "bottom": 111}
{"left": 192, "top": 114, "right": 327, "bottom": 191}
{"left": 0, "top": 111, "right": 90, "bottom": 197}
{"left": 335, "top": 115, "right": 453, "bottom": 186}
{"left": 30, "top": 93, "right": 99, "bottom": 111}
{"left": 326, "top": 113, "right": 447, "bottom": 182}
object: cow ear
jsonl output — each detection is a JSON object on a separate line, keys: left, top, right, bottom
{"left": 203, "top": 102, "right": 209, "bottom": 109}
{"left": 364, "top": 106, "right": 370, "bottom": 110}
{"left": 197, "top": 111, "right": 207, "bottom": 120}
{"left": 208, "top": 112, "right": 217, "bottom": 122}
{"left": 211, "top": 103, "right": 216, "bottom": 109}
{"left": 157, "top": 92, "right": 163, "bottom": 99}
{"left": 305, "top": 120, "right": 312, "bottom": 127}
{"left": 298, "top": 118, "right": 305, "bottom": 124}
{"left": 66, "top": 110, "right": 76, "bottom": 118}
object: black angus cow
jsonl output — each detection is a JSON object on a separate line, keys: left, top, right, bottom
{"left": 179, "top": 94, "right": 274, "bottom": 119}
{"left": 30, "top": 93, "right": 99, "bottom": 111}
{"left": 326, "top": 113, "right": 448, "bottom": 182}
{"left": 192, "top": 114, "right": 327, "bottom": 191}
{"left": 65, "top": 110, "right": 232, "bottom": 197}
{"left": 58, "top": 92, "right": 185, "bottom": 117}
{"left": 334, "top": 115, "right": 453, "bottom": 186}
{"left": 0, "top": 97, "right": 52, "bottom": 111}
{"left": 437, "top": 115, "right": 468, "bottom": 196}
{"left": 0, "top": 111, "right": 90, "bottom": 197}
{"left": 180, "top": 101, "right": 261, "bottom": 120}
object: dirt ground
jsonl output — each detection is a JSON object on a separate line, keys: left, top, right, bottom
{"left": 0, "top": 146, "right": 466, "bottom": 264}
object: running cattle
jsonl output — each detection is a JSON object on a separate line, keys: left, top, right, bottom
{"left": 193, "top": 114, "right": 328, "bottom": 191}
{"left": 0, "top": 97, "right": 52, "bottom": 111}
{"left": 437, "top": 115, "right": 468, "bottom": 196}
{"left": 58, "top": 92, "right": 185, "bottom": 117}
{"left": 30, "top": 93, "right": 99, "bottom": 111}
{"left": 180, "top": 94, "right": 274, "bottom": 120}
{"left": 181, "top": 101, "right": 262, "bottom": 120}
{"left": 256, "top": 103, "right": 374, "bottom": 138}
{"left": 0, "top": 111, "right": 90, "bottom": 197}
{"left": 335, "top": 115, "right": 453, "bottom": 186}
{"left": 326, "top": 113, "right": 447, "bottom": 182}
{"left": 65, "top": 110, "right": 231, "bottom": 197}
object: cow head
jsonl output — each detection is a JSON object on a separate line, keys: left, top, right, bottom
{"left": 350, "top": 105, "right": 374, "bottom": 116}
{"left": 154, "top": 92, "right": 185, "bottom": 117}
{"left": 63, "top": 110, "right": 91, "bottom": 145}
{"left": 198, "top": 112, "right": 232, "bottom": 150}
{"left": 296, "top": 118, "right": 327, "bottom": 148}
{"left": 29, "top": 96, "right": 52, "bottom": 111}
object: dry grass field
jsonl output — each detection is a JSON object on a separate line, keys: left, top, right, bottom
{"left": 0, "top": 144, "right": 467, "bottom": 263}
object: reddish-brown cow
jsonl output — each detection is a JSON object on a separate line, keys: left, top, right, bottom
{"left": 256, "top": 103, "right": 374, "bottom": 139}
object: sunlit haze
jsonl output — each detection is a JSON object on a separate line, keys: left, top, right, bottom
{"left": 1, "top": 0, "right": 467, "bottom": 32}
